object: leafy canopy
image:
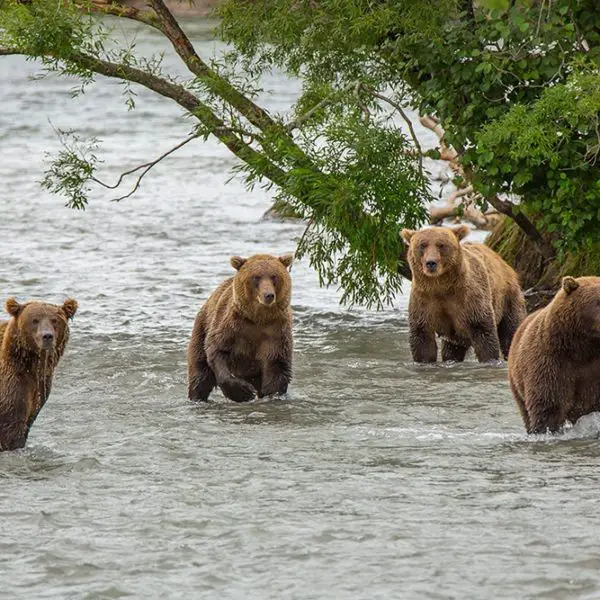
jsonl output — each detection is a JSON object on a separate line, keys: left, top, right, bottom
{"left": 220, "top": 0, "right": 600, "bottom": 256}
{"left": 0, "top": 0, "right": 430, "bottom": 308}
{"left": 1, "top": 0, "right": 599, "bottom": 306}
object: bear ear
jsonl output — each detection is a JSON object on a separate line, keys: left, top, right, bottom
{"left": 230, "top": 256, "right": 247, "bottom": 271}
{"left": 5, "top": 298, "right": 23, "bottom": 318}
{"left": 279, "top": 254, "right": 294, "bottom": 270}
{"left": 400, "top": 229, "right": 415, "bottom": 245}
{"left": 62, "top": 298, "right": 78, "bottom": 319}
{"left": 562, "top": 276, "right": 579, "bottom": 295}
{"left": 452, "top": 224, "right": 470, "bottom": 241}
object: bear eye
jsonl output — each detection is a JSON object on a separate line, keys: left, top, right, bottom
{"left": 32, "top": 318, "right": 39, "bottom": 325}
{"left": 51, "top": 318, "right": 59, "bottom": 325}
{"left": 252, "top": 275, "right": 261, "bottom": 286}
{"left": 271, "top": 275, "right": 278, "bottom": 285}
{"left": 418, "top": 242, "right": 427, "bottom": 251}
{"left": 438, "top": 243, "right": 446, "bottom": 251}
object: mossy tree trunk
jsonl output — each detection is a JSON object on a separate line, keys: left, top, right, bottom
{"left": 486, "top": 217, "right": 600, "bottom": 313}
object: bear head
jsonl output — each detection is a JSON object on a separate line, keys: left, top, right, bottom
{"left": 230, "top": 254, "right": 293, "bottom": 314}
{"left": 400, "top": 225, "right": 470, "bottom": 278}
{"left": 5, "top": 298, "right": 78, "bottom": 353}
{"left": 553, "top": 276, "right": 600, "bottom": 337}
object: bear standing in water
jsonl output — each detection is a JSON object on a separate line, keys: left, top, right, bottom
{"left": 401, "top": 225, "right": 526, "bottom": 363}
{"left": 188, "top": 254, "right": 294, "bottom": 402}
{"left": 0, "top": 298, "right": 78, "bottom": 451}
{"left": 509, "top": 276, "right": 600, "bottom": 434}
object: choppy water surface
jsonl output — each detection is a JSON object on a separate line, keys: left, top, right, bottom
{"left": 1, "top": 18, "right": 600, "bottom": 600}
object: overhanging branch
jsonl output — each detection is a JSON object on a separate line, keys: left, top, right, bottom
{"left": 149, "top": 0, "right": 283, "bottom": 135}
{"left": 485, "top": 195, "right": 555, "bottom": 261}
{"left": 90, "top": 133, "right": 199, "bottom": 201}
{"left": 0, "top": 46, "right": 288, "bottom": 187}
{"left": 80, "top": 1, "right": 161, "bottom": 30}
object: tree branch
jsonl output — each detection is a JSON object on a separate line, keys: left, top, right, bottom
{"left": 420, "top": 114, "right": 555, "bottom": 261}
{"left": 90, "top": 133, "right": 199, "bottom": 201}
{"left": 485, "top": 195, "right": 554, "bottom": 261}
{"left": 0, "top": 46, "right": 289, "bottom": 187}
{"left": 78, "top": 1, "right": 161, "bottom": 30}
{"left": 148, "top": 0, "right": 282, "bottom": 135}
{"left": 365, "top": 86, "right": 423, "bottom": 174}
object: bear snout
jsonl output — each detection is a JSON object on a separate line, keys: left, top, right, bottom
{"left": 37, "top": 325, "right": 56, "bottom": 351}
{"left": 424, "top": 260, "right": 438, "bottom": 274}
{"left": 41, "top": 331, "right": 55, "bottom": 350}
{"left": 256, "top": 278, "right": 277, "bottom": 306}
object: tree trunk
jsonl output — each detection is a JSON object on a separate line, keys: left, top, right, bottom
{"left": 486, "top": 216, "right": 600, "bottom": 313}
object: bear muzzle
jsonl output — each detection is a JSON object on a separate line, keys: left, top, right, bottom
{"left": 423, "top": 260, "right": 439, "bottom": 275}
{"left": 36, "top": 326, "right": 56, "bottom": 351}
{"left": 259, "top": 292, "right": 276, "bottom": 306}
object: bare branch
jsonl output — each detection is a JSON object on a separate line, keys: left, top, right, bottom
{"left": 420, "top": 115, "right": 459, "bottom": 166}
{"left": 0, "top": 46, "right": 289, "bottom": 188}
{"left": 89, "top": 133, "right": 199, "bottom": 201}
{"left": 365, "top": 87, "right": 423, "bottom": 174}
{"left": 354, "top": 81, "right": 371, "bottom": 121}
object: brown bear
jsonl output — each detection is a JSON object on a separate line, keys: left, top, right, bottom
{"left": 188, "top": 253, "right": 294, "bottom": 403}
{"left": 400, "top": 225, "right": 526, "bottom": 363}
{"left": 0, "top": 297, "right": 78, "bottom": 451}
{"left": 508, "top": 276, "right": 600, "bottom": 434}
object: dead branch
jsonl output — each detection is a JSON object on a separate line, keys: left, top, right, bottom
{"left": 89, "top": 133, "right": 199, "bottom": 202}
{"left": 429, "top": 184, "right": 500, "bottom": 230}
{"left": 0, "top": 46, "right": 288, "bottom": 188}
{"left": 365, "top": 87, "right": 423, "bottom": 174}
{"left": 419, "top": 115, "right": 459, "bottom": 168}
{"left": 420, "top": 113, "right": 555, "bottom": 260}
{"left": 430, "top": 203, "right": 501, "bottom": 230}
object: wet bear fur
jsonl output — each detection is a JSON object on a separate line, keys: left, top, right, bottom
{"left": 508, "top": 276, "right": 600, "bottom": 434}
{"left": 401, "top": 225, "right": 526, "bottom": 363}
{"left": 188, "top": 253, "right": 294, "bottom": 402}
{"left": 0, "top": 298, "right": 78, "bottom": 451}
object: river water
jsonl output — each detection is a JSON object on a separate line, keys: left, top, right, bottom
{"left": 1, "top": 17, "right": 600, "bottom": 600}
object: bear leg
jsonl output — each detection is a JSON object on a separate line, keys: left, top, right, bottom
{"left": 441, "top": 340, "right": 469, "bottom": 362}
{"left": 188, "top": 367, "right": 216, "bottom": 402}
{"left": 527, "top": 401, "right": 567, "bottom": 435}
{"left": 260, "top": 358, "right": 292, "bottom": 397}
{"left": 467, "top": 315, "right": 501, "bottom": 362}
{"left": 187, "top": 313, "right": 216, "bottom": 401}
{"left": 0, "top": 421, "right": 29, "bottom": 452}
{"left": 207, "top": 343, "right": 257, "bottom": 402}
{"left": 509, "top": 379, "right": 531, "bottom": 432}
{"left": 498, "top": 294, "right": 527, "bottom": 360}
{"left": 409, "top": 322, "right": 438, "bottom": 363}
{"left": 218, "top": 376, "right": 257, "bottom": 403}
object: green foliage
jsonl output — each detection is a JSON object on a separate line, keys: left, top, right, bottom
{"left": 41, "top": 130, "right": 101, "bottom": 210}
{"left": 220, "top": 0, "right": 600, "bottom": 268}
{"left": 474, "top": 67, "right": 600, "bottom": 254}
{"left": 282, "top": 108, "right": 429, "bottom": 307}
{"left": 0, "top": 0, "right": 106, "bottom": 83}
{"left": 3, "top": 0, "right": 600, "bottom": 307}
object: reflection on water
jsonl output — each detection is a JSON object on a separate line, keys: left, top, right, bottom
{"left": 1, "top": 18, "right": 600, "bottom": 600}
